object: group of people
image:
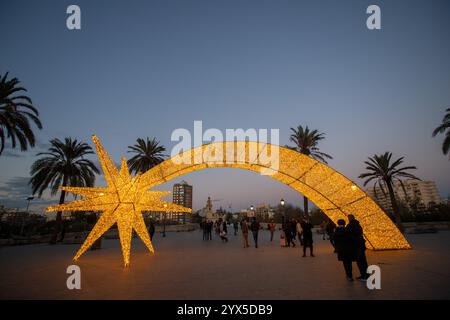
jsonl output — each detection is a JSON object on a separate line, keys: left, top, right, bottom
{"left": 272, "top": 218, "right": 315, "bottom": 257}
{"left": 333, "top": 214, "right": 370, "bottom": 281}
{"left": 199, "top": 214, "right": 370, "bottom": 282}
{"left": 200, "top": 220, "right": 214, "bottom": 240}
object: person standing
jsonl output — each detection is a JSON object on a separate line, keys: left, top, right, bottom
{"left": 207, "top": 220, "right": 213, "bottom": 240}
{"left": 222, "top": 220, "right": 228, "bottom": 234}
{"left": 290, "top": 218, "right": 298, "bottom": 246}
{"left": 241, "top": 218, "right": 250, "bottom": 248}
{"left": 201, "top": 220, "right": 207, "bottom": 240}
{"left": 220, "top": 220, "right": 228, "bottom": 242}
{"left": 346, "top": 214, "right": 369, "bottom": 281}
{"left": 280, "top": 228, "right": 287, "bottom": 247}
{"left": 326, "top": 218, "right": 337, "bottom": 250}
{"left": 296, "top": 219, "right": 303, "bottom": 246}
{"left": 284, "top": 220, "right": 294, "bottom": 247}
{"left": 250, "top": 217, "right": 260, "bottom": 248}
{"left": 320, "top": 220, "right": 327, "bottom": 240}
{"left": 233, "top": 220, "right": 239, "bottom": 235}
{"left": 301, "top": 218, "right": 314, "bottom": 257}
{"left": 334, "top": 219, "right": 356, "bottom": 281}
{"left": 148, "top": 221, "right": 156, "bottom": 241}
{"left": 268, "top": 220, "right": 276, "bottom": 241}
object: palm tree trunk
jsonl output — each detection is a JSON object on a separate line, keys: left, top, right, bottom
{"left": 303, "top": 195, "right": 309, "bottom": 217}
{"left": 386, "top": 179, "right": 404, "bottom": 233}
{"left": 50, "top": 177, "right": 67, "bottom": 244}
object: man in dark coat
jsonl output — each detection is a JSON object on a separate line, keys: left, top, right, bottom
{"left": 290, "top": 219, "right": 298, "bottom": 244}
{"left": 301, "top": 218, "right": 314, "bottom": 257}
{"left": 283, "top": 221, "right": 294, "bottom": 247}
{"left": 346, "top": 214, "right": 369, "bottom": 281}
{"left": 233, "top": 221, "right": 239, "bottom": 235}
{"left": 334, "top": 219, "right": 356, "bottom": 281}
{"left": 148, "top": 221, "right": 156, "bottom": 241}
{"left": 250, "top": 217, "right": 260, "bottom": 248}
{"left": 201, "top": 220, "right": 208, "bottom": 240}
{"left": 207, "top": 220, "right": 213, "bottom": 240}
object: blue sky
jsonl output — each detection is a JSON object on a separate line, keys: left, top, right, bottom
{"left": 1, "top": 0, "right": 449, "bottom": 212}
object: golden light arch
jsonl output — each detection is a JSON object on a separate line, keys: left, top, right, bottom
{"left": 138, "top": 141, "right": 411, "bottom": 250}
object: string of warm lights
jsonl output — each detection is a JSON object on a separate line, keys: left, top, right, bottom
{"left": 138, "top": 141, "right": 411, "bottom": 250}
{"left": 47, "top": 135, "right": 191, "bottom": 267}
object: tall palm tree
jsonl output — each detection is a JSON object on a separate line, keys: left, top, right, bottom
{"left": 127, "top": 137, "right": 167, "bottom": 174}
{"left": 359, "top": 152, "right": 420, "bottom": 232}
{"left": 432, "top": 108, "right": 450, "bottom": 159}
{"left": 0, "top": 72, "right": 42, "bottom": 155}
{"left": 29, "top": 137, "right": 99, "bottom": 244}
{"left": 288, "top": 125, "right": 333, "bottom": 216}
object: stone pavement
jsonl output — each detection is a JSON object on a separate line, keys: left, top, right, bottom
{"left": 1, "top": 229, "right": 449, "bottom": 299}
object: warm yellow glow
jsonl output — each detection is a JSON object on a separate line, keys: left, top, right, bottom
{"left": 137, "top": 141, "right": 410, "bottom": 250}
{"left": 47, "top": 139, "right": 410, "bottom": 268}
{"left": 46, "top": 135, "right": 191, "bottom": 267}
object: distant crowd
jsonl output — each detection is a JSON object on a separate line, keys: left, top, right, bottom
{"left": 198, "top": 214, "right": 370, "bottom": 282}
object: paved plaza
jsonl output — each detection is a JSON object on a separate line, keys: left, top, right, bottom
{"left": 1, "top": 229, "right": 449, "bottom": 299}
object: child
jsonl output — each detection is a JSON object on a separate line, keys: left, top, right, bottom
{"left": 220, "top": 230, "right": 228, "bottom": 242}
{"left": 279, "top": 228, "right": 287, "bottom": 247}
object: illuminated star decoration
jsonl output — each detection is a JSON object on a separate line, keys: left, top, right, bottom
{"left": 47, "top": 135, "right": 191, "bottom": 267}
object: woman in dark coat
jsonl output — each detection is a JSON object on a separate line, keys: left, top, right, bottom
{"left": 283, "top": 221, "right": 294, "bottom": 247}
{"left": 148, "top": 221, "right": 156, "bottom": 241}
{"left": 334, "top": 219, "right": 356, "bottom": 281}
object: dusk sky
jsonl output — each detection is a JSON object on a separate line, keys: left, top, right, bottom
{"left": 1, "top": 0, "right": 449, "bottom": 213}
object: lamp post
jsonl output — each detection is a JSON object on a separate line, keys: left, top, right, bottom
{"left": 280, "top": 198, "right": 285, "bottom": 227}
{"left": 250, "top": 205, "right": 254, "bottom": 219}
{"left": 162, "top": 203, "right": 167, "bottom": 237}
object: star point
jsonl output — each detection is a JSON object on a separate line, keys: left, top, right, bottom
{"left": 46, "top": 135, "right": 191, "bottom": 267}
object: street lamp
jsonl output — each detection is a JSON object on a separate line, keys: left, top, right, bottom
{"left": 280, "top": 198, "right": 285, "bottom": 227}
{"left": 162, "top": 203, "right": 167, "bottom": 238}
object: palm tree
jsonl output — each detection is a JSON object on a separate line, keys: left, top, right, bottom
{"left": 432, "top": 108, "right": 450, "bottom": 159}
{"left": 29, "top": 137, "right": 99, "bottom": 244}
{"left": 0, "top": 72, "right": 42, "bottom": 155}
{"left": 359, "top": 152, "right": 420, "bottom": 232}
{"left": 288, "top": 125, "right": 333, "bottom": 216}
{"left": 127, "top": 137, "right": 167, "bottom": 174}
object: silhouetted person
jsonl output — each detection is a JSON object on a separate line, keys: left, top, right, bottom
{"left": 233, "top": 221, "right": 239, "bottom": 235}
{"left": 334, "top": 219, "right": 356, "bottom": 281}
{"left": 320, "top": 220, "right": 327, "bottom": 240}
{"left": 326, "top": 218, "right": 337, "bottom": 250}
{"left": 58, "top": 221, "right": 66, "bottom": 242}
{"left": 207, "top": 220, "right": 213, "bottom": 240}
{"left": 268, "top": 220, "right": 276, "bottom": 241}
{"left": 301, "top": 218, "right": 314, "bottom": 257}
{"left": 148, "top": 221, "right": 156, "bottom": 241}
{"left": 250, "top": 217, "right": 260, "bottom": 248}
{"left": 296, "top": 219, "right": 303, "bottom": 246}
{"left": 201, "top": 220, "right": 208, "bottom": 240}
{"left": 290, "top": 219, "right": 298, "bottom": 246}
{"left": 283, "top": 221, "right": 294, "bottom": 247}
{"left": 346, "top": 214, "right": 369, "bottom": 281}
{"left": 220, "top": 221, "right": 228, "bottom": 242}
{"left": 241, "top": 219, "right": 249, "bottom": 248}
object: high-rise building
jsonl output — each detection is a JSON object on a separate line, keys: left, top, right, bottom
{"left": 366, "top": 179, "right": 443, "bottom": 213}
{"left": 172, "top": 180, "right": 193, "bottom": 223}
